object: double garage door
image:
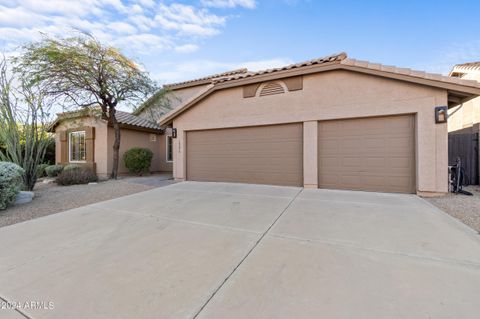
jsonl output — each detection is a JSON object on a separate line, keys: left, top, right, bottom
{"left": 186, "top": 115, "right": 415, "bottom": 193}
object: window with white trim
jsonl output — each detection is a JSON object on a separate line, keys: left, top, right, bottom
{"left": 166, "top": 135, "right": 173, "bottom": 162}
{"left": 69, "top": 131, "right": 86, "bottom": 162}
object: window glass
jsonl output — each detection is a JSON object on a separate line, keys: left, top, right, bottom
{"left": 166, "top": 136, "right": 173, "bottom": 162}
{"left": 69, "top": 131, "right": 86, "bottom": 162}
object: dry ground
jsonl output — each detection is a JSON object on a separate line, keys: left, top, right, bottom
{"left": 0, "top": 179, "right": 155, "bottom": 228}
{"left": 426, "top": 185, "right": 480, "bottom": 233}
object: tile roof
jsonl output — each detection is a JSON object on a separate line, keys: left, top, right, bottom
{"left": 115, "top": 111, "right": 162, "bottom": 131}
{"left": 212, "top": 52, "right": 480, "bottom": 89}
{"left": 48, "top": 108, "right": 162, "bottom": 132}
{"left": 164, "top": 68, "right": 251, "bottom": 89}
{"left": 450, "top": 62, "right": 480, "bottom": 75}
{"left": 341, "top": 58, "right": 480, "bottom": 88}
{"left": 158, "top": 52, "right": 480, "bottom": 126}
{"left": 213, "top": 53, "right": 347, "bottom": 83}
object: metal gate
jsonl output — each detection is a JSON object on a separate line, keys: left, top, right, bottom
{"left": 448, "top": 131, "right": 479, "bottom": 185}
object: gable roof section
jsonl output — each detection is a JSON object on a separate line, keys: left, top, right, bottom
{"left": 134, "top": 68, "right": 252, "bottom": 117}
{"left": 158, "top": 52, "right": 480, "bottom": 126}
{"left": 164, "top": 68, "right": 251, "bottom": 90}
{"left": 48, "top": 109, "right": 162, "bottom": 133}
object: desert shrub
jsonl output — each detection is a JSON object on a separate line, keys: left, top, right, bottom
{"left": 123, "top": 147, "right": 153, "bottom": 175}
{"left": 45, "top": 164, "right": 64, "bottom": 177}
{"left": 56, "top": 168, "right": 97, "bottom": 186}
{"left": 0, "top": 161, "right": 25, "bottom": 209}
{"left": 36, "top": 163, "right": 49, "bottom": 178}
{"left": 63, "top": 164, "right": 81, "bottom": 172}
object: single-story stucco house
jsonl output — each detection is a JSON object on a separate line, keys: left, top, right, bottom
{"left": 51, "top": 53, "right": 480, "bottom": 195}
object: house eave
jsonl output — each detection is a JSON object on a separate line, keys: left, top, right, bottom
{"left": 158, "top": 62, "right": 480, "bottom": 126}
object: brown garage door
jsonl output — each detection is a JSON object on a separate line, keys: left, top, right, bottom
{"left": 318, "top": 115, "right": 415, "bottom": 193}
{"left": 187, "top": 123, "right": 303, "bottom": 186}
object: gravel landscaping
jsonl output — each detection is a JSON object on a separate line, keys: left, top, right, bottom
{"left": 0, "top": 175, "right": 174, "bottom": 228}
{"left": 426, "top": 185, "right": 480, "bottom": 233}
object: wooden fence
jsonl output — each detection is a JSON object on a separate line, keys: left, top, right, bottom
{"left": 448, "top": 131, "right": 479, "bottom": 185}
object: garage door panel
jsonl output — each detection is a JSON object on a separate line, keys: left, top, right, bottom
{"left": 318, "top": 115, "right": 415, "bottom": 193}
{"left": 187, "top": 124, "right": 303, "bottom": 187}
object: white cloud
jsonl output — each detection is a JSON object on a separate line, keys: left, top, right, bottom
{"left": 0, "top": 1, "right": 238, "bottom": 56}
{"left": 0, "top": 0, "right": 266, "bottom": 88}
{"left": 175, "top": 44, "right": 199, "bottom": 53}
{"left": 107, "top": 21, "right": 137, "bottom": 34}
{"left": 137, "top": 0, "right": 155, "bottom": 8}
{"left": 0, "top": 5, "right": 47, "bottom": 27}
{"left": 155, "top": 3, "right": 225, "bottom": 37}
{"left": 10, "top": 0, "right": 100, "bottom": 17}
{"left": 113, "top": 33, "right": 173, "bottom": 54}
{"left": 201, "top": 0, "right": 256, "bottom": 9}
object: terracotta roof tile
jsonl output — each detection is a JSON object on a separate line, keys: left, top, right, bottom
{"left": 453, "top": 62, "right": 480, "bottom": 71}
{"left": 344, "top": 58, "right": 480, "bottom": 88}
{"left": 213, "top": 52, "right": 348, "bottom": 83}
{"left": 450, "top": 62, "right": 480, "bottom": 77}
{"left": 209, "top": 54, "right": 480, "bottom": 89}
{"left": 158, "top": 52, "right": 480, "bottom": 126}
{"left": 49, "top": 109, "right": 162, "bottom": 132}
{"left": 115, "top": 111, "right": 162, "bottom": 130}
{"left": 164, "top": 68, "right": 251, "bottom": 89}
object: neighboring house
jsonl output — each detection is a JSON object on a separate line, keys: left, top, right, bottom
{"left": 449, "top": 62, "right": 480, "bottom": 134}
{"left": 158, "top": 52, "right": 480, "bottom": 195}
{"left": 48, "top": 69, "right": 250, "bottom": 178}
{"left": 448, "top": 62, "right": 480, "bottom": 184}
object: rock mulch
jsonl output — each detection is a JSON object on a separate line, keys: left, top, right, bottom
{"left": 426, "top": 185, "right": 480, "bottom": 233}
{"left": 0, "top": 179, "right": 155, "bottom": 228}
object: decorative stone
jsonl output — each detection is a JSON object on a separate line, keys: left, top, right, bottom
{"left": 42, "top": 178, "right": 56, "bottom": 184}
{"left": 14, "top": 191, "right": 35, "bottom": 205}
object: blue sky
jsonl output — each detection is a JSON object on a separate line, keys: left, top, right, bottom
{"left": 1, "top": 0, "right": 480, "bottom": 86}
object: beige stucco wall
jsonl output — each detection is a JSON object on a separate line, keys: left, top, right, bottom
{"left": 55, "top": 116, "right": 172, "bottom": 178}
{"left": 106, "top": 128, "right": 165, "bottom": 176}
{"left": 172, "top": 70, "right": 449, "bottom": 194}
{"left": 137, "top": 84, "right": 210, "bottom": 122}
{"left": 55, "top": 116, "right": 109, "bottom": 175}
{"left": 448, "top": 71, "right": 480, "bottom": 133}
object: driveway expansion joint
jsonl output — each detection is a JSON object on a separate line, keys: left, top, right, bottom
{"left": 191, "top": 188, "right": 304, "bottom": 319}
{"left": 269, "top": 233, "right": 480, "bottom": 269}
{"left": 93, "top": 205, "right": 263, "bottom": 235}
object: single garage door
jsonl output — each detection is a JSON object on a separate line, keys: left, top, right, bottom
{"left": 318, "top": 115, "right": 415, "bottom": 193}
{"left": 187, "top": 123, "right": 303, "bottom": 186}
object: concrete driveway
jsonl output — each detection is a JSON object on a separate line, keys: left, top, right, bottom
{"left": 1, "top": 182, "right": 479, "bottom": 319}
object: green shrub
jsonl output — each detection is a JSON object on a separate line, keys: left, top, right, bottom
{"left": 63, "top": 164, "right": 81, "bottom": 172}
{"left": 123, "top": 147, "right": 153, "bottom": 175}
{"left": 36, "top": 163, "right": 49, "bottom": 178}
{"left": 56, "top": 168, "right": 97, "bottom": 186}
{"left": 0, "top": 161, "right": 25, "bottom": 209}
{"left": 45, "top": 164, "right": 64, "bottom": 177}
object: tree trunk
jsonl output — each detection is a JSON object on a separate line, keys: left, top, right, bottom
{"left": 110, "top": 112, "right": 121, "bottom": 179}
